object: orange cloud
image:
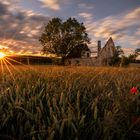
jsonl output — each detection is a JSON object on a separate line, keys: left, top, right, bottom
{"left": 39, "top": 0, "right": 60, "bottom": 10}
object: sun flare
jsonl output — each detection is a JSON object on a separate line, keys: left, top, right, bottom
{"left": 0, "top": 52, "right": 6, "bottom": 59}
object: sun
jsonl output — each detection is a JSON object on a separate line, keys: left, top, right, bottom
{"left": 0, "top": 52, "right": 6, "bottom": 59}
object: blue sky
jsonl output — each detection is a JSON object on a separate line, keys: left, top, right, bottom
{"left": 0, "top": 0, "right": 140, "bottom": 55}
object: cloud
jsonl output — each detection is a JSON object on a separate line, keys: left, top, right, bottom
{"left": 135, "top": 28, "right": 140, "bottom": 36}
{"left": 0, "top": 2, "right": 8, "bottom": 15}
{"left": 78, "top": 3, "right": 94, "bottom": 10}
{"left": 0, "top": 1, "right": 50, "bottom": 55}
{"left": 0, "top": 0, "right": 139, "bottom": 56}
{"left": 39, "top": 0, "right": 60, "bottom": 11}
{"left": 124, "top": 7, "right": 140, "bottom": 20}
{"left": 79, "top": 7, "right": 140, "bottom": 55}
{"left": 79, "top": 12, "right": 93, "bottom": 20}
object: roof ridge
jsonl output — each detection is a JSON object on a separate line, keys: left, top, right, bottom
{"left": 98, "top": 37, "right": 114, "bottom": 54}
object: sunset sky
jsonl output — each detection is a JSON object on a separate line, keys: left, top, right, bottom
{"left": 0, "top": 0, "right": 140, "bottom": 56}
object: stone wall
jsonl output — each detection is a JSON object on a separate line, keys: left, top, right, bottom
{"left": 65, "top": 58, "right": 96, "bottom": 66}
{"left": 65, "top": 38, "right": 117, "bottom": 66}
{"left": 96, "top": 38, "right": 116, "bottom": 66}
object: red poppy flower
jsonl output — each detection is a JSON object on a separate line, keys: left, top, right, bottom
{"left": 130, "top": 87, "right": 138, "bottom": 95}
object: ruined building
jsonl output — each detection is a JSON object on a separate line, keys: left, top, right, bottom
{"left": 65, "top": 37, "right": 117, "bottom": 66}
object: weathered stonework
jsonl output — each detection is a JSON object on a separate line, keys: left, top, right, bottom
{"left": 66, "top": 37, "right": 117, "bottom": 66}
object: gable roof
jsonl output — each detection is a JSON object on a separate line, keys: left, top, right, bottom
{"left": 106, "top": 37, "right": 115, "bottom": 46}
{"left": 99, "top": 37, "right": 116, "bottom": 55}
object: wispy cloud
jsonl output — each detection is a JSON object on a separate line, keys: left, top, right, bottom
{"left": 39, "top": 0, "right": 60, "bottom": 11}
{"left": 135, "top": 28, "right": 140, "bottom": 36}
{"left": 78, "top": 3, "right": 94, "bottom": 10}
{"left": 79, "top": 12, "right": 93, "bottom": 20}
{"left": 78, "top": 7, "right": 140, "bottom": 54}
{"left": 0, "top": 0, "right": 139, "bottom": 56}
{"left": 0, "top": 1, "right": 50, "bottom": 55}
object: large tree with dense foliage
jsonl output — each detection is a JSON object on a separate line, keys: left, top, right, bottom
{"left": 39, "top": 17, "right": 90, "bottom": 62}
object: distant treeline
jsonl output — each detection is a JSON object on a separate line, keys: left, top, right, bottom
{"left": 5, "top": 55, "right": 53, "bottom": 65}
{"left": 5, "top": 55, "right": 140, "bottom": 65}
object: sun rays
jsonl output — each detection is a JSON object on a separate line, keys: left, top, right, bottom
{"left": 0, "top": 52, "right": 6, "bottom": 59}
{"left": 0, "top": 53, "right": 35, "bottom": 82}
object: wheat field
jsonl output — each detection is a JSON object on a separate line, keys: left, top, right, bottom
{"left": 0, "top": 65, "right": 140, "bottom": 140}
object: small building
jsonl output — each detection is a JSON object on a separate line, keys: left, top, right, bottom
{"left": 65, "top": 37, "right": 117, "bottom": 66}
{"left": 65, "top": 44, "right": 93, "bottom": 66}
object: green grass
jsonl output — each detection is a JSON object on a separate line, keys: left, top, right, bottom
{"left": 0, "top": 66, "right": 140, "bottom": 140}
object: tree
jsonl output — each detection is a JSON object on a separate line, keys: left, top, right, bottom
{"left": 128, "top": 54, "right": 137, "bottom": 63}
{"left": 127, "top": 48, "right": 140, "bottom": 63}
{"left": 110, "top": 46, "right": 124, "bottom": 66}
{"left": 39, "top": 17, "right": 90, "bottom": 63}
{"left": 120, "top": 56, "right": 129, "bottom": 67}
{"left": 115, "top": 46, "right": 124, "bottom": 57}
{"left": 135, "top": 48, "right": 140, "bottom": 56}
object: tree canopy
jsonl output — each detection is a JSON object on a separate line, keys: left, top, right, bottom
{"left": 39, "top": 17, "right": 90, "bottom": 59}
{"left": 115, "top": 46, "right": 124, "bottom": 57}
{"left": 135, "top": 48, "right": 140, "bottom": 55}
{"left": 109, "top": 46, "right": 124, "bottom": 66}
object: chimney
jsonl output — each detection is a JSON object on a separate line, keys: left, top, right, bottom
{"left": 97, "top": 40, "right": 101, "bottom": 56}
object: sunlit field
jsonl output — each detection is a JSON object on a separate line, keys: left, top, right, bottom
{"left": 0, "top": 65, "right": 140, "bottom": 140}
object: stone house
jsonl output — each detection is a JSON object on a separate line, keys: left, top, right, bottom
{"left": 65, "top": 37, "right": 117, "bottom": 66}
{"left": 65, "top": 44, "right": 92, "bottom": 66}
